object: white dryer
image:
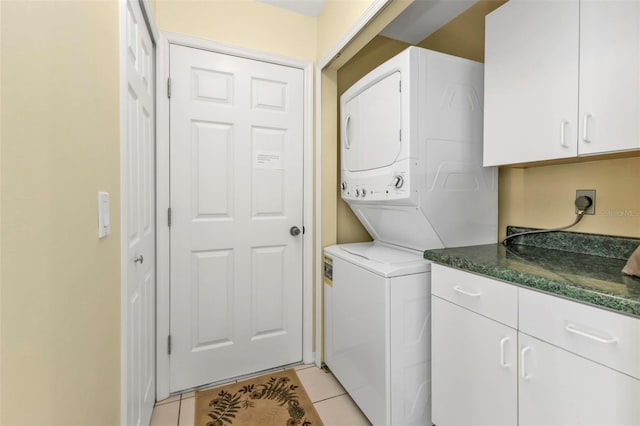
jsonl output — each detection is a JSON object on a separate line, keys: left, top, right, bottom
{"left": 324, "top": 47, "right": 498, "bottom": 425}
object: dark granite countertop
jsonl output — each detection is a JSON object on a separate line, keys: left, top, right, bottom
{"left": 424, "top": 227, "right": 640, "bottom": 318}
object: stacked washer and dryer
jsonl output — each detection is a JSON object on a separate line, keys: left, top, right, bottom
{"left": 323, "top": 47, "right": 498, "bottom": 425}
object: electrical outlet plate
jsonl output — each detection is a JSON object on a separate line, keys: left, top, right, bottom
{"left": 576, "top": 189, "right": 596, "bottom": 215}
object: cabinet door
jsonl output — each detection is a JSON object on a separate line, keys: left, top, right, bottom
{"left": 432, "top": 296, "right": 517, "bottom": 426}
{"left": 484, "top": 0, "right": 579, "bottom": 166}
{"left": 519, "top": 333, "right": 640, "bottom": 426}
{"left": 579, "top": 1, "right": 640, "bottom": 155}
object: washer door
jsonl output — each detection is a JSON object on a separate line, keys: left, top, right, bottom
{"left": 341, "top": 71, "right": 402, "bottom": 172}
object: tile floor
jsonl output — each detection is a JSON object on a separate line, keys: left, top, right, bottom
{"left": 150, "top": 364, "right": 372, "bottom": 426}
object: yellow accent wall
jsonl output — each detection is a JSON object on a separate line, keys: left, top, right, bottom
{"left": 1, "top": 1, "right": 121, "bottom": 424}
{"left": 155, "top": 0, "right": 318, "bottom": 62}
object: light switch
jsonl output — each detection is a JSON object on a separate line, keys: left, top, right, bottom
{"left": 98, "top": 192, "right": 111, "bottom": 238}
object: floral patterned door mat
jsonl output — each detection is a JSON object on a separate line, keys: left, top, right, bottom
{"left": 195, "top": 369, "right": 324, "bottom": 426}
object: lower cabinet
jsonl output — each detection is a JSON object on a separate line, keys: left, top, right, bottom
{"left": 432, "top": 264, "right": 640, "bottom": 426}
{"left": 432, "top": 296, "right": 517, "bottom": 426}
{"left": 519, "top": 333, "right": 640, "bottom": 426}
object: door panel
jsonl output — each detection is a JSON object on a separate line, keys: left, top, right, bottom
{"left": 342, "top": 71, "right": 402, "bottom": 172}
{"left": 519, "top": 333, "right": 640, "bottom": 426}
{"left": 484, "top": 0, "right": 579, "bottom": 165}
{"left": 169, "top": 45, "right": 304, "bottom": 392}
{"left": 579, "top": 1, "right": 640, "bottom": 155}
{"left": 432, "top": 296, "right": 517, "bottom": 426}
{"left": 124, "top": 0, "right": 155, "bottom": 424}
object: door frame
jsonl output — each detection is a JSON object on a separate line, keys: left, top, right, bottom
{"left": 155, "top": 31, "right": 315, "bottom": 400}
{"left": 119, "top": 0, "right": 159, "bottom": 424}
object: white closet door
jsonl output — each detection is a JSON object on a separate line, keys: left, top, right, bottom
{"left": 169, "top": 44, "right": 304, "bottom": 392}
{"left": 123, "top": 0, "right": 155, "bottom": 424}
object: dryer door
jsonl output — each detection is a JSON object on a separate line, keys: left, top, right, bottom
{"left": 342, "top": 71, "right": 402, "bottom": 172}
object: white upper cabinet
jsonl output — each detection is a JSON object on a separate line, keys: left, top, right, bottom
{"left": 579, "top": 1, "right": 640, "bottom": 155}
{"left": 484, "top": 0, "right": 579, "bottom": 166}
{"left": 484, "top": 0, "right": 640, "bottom": 166}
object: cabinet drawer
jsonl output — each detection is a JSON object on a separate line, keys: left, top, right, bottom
{"left": 519, "top": 288, "right": 640, "bottom": 379}
{"left": 432, "top": 264, "right": 518, "bottom": 327}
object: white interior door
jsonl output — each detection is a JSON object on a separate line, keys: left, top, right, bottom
{"left": 123, "top": 0, "right": 155, "bottom": 424}
{"left": 169, "top": 44, "right": 304, "bottom": 392}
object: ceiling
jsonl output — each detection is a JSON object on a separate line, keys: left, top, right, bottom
{"left": 258, "top": 0, "right": 477, "bottom": 44}
{"left": 380, "top": 0, "right": 476, "bottom": 44}
{"left": 257, "top": 0, "right": 328, "bottom": 17}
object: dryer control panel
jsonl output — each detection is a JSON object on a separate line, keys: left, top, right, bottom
{"left": 341, "top": 162, "right": 416, "bottom": 205}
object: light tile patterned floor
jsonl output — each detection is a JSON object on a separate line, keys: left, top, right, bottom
{"left": 150, "top": 365, "right": 371, "bottom": 426}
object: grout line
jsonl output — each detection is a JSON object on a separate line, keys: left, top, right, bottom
{"left": 294, "top": 364, "right": 315, "bottom": 371}
{"left": 311, "top": 391, "right": 348, "bottom": 404}
{"left": 176, "top": 398, "right": 182, "bottom": 426}
{"left": 154, "top": 397, "right": 180, "bottom": 407}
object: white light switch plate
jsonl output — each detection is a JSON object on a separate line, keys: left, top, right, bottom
{"left": 98, "top": 191, "right": 111, "bottom": 238}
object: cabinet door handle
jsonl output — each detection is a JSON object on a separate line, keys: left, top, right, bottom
{"left": 500, "top": 337, "right": 510, "bottom": 368}
{"left": 521, "top": 346, "right": 532, "bottom": 380}
{"left": 565, "top": 323, "right": 617, "bottom": 344}
{"left": 560, "top": 120, "right": 569, "bottom": 148}
{"left": 344, "top": 115, "right": 352, "bottom": 149}
{"left": 453, "top": 286, "right": 481, "bottom": 297}
{"left": 582, "top": 114, "right": 592, "bottom": 143}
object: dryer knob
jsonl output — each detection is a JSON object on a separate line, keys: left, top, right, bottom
{"left": 393, "top": 175, "right": 404, "bottom": 188}
{"left": 341, "top": 181, "right": 347, "bottom": 191}
{"left": 355, "top": 189, "right": 360, "bottom": 197}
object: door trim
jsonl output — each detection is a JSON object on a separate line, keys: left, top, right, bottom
{"left": 317, "top": 0, "right": 392, "bottom": 69}
{"left": 119, "top": 0, "right": 159, "bottom": 424}
{"left": 155, "top": 31, "right": 315, "bottom": 400}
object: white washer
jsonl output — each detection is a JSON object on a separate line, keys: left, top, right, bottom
{"left": 324, "top": 243, "right": 431, "bottom": 426}
{"left": 324, "top": 47, "right": 498, "bottom": 425}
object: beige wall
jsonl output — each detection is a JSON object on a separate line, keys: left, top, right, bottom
{"left": 155, "top": 0, "right": 317, "bottom": 62}
{"left": 1, "top": 1, "right": 121, "bottom": 424}
{"left": 417, "top": 0, "right": 507, "bottom": 62}
{"left": 316, "top": 0, "right": 377, "bottom": 62}
{"left": 499, "top": 157, "right": 640, "bottom": 240}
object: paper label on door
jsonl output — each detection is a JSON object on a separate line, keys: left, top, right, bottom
{"left": 253, "top": 150, "right": 284, "bottom": 170}
{"left": 323, "top": 255, "right": 333, "bottom": 287}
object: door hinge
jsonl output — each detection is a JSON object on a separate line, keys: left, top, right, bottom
{"left": 399, "top": 80, "right": 402, "bottom": 92}
{"left": 167, "top": 77, "right": 172, "bottom": 99}
{"left": 399, "top": 129, "right": 402, "bottom": 141}
{"left": 168, "top": 207, "right": 172, "bottom": 227}
{"left": 167, "top": 335, "right": 172, "bottom": 355}
{"left": 302, "top": 226, "right": 305, "bottom": 235}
